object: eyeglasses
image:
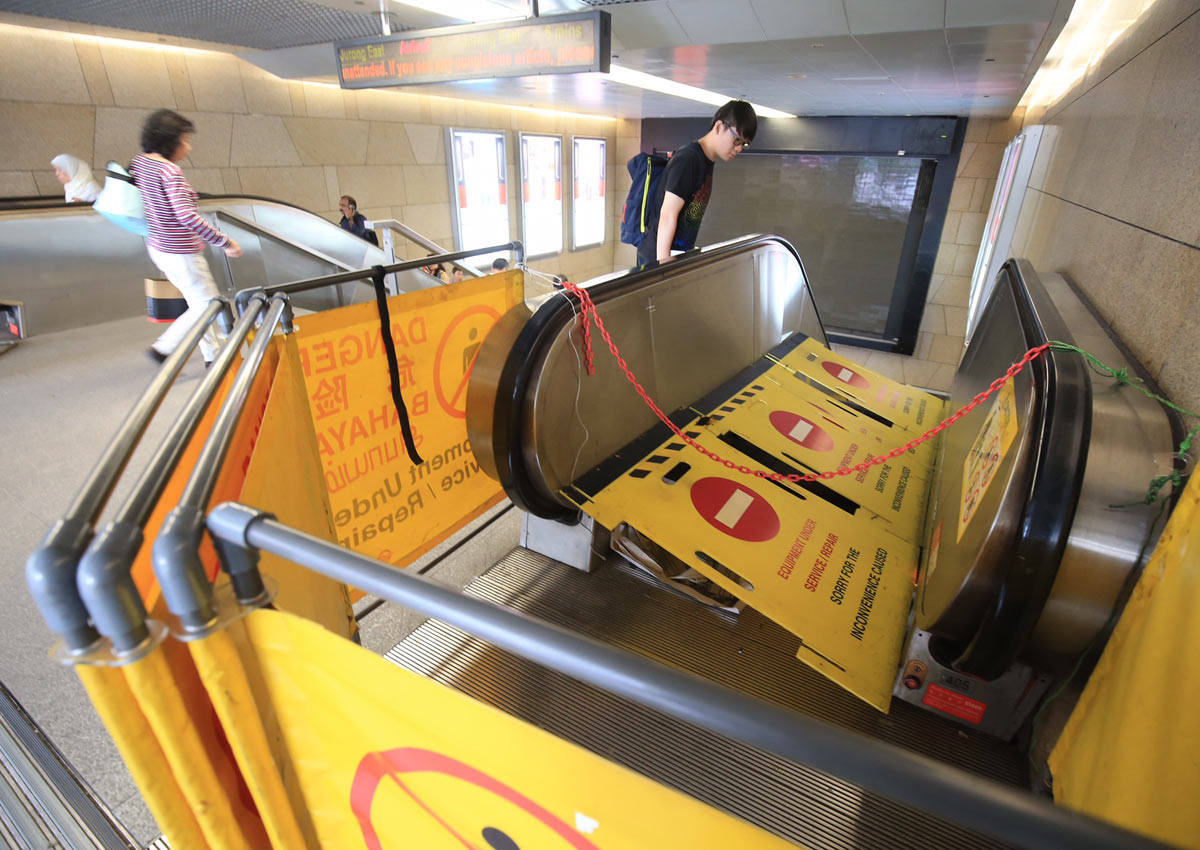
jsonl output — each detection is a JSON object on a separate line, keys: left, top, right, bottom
{"left": 723, "top": 122, "right": 750, "bottom": 150}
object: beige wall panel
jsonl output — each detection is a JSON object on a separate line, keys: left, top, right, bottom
{"left": 72, "top": 39, "right": 115, "bottom": 107}
{"left": 405, "top": 124, "right": 446, "bottom": 165}
{"left": 300, "top": 84, "right": 346, "bottom": 119}
{"left": 98, "top": 44, "right": 174, "bottom": 108}
{"left": 289, "top": 82, "right": 307, "bottom": 117}
{"left": 0, "top": 30, "right": 90, "bottom": 104}
{"left": 0, "top": 101, "right": 95, "bottom": 170}
{"left": 963, "top": 118, "right": 989, "bottom": 143}
{"left": 236, "top": 166, "right": 328, "bottom": 212}
{"left": 220, "top": 167, "right": 242, "bottom": 193}
{"left": 185, "top": 167, "right": 225, "bottom": 194}
{"left": 0, "top": 171, "right": 38, "bottom": 195}
{"left": 32, "top": 171, "right": 63, "bottom": 196}
{"left": 283, "top": 117, "right": 369, "bottom": 166}
{"left": 334, "top": 165, "right": 406, "bottom": 208}
{"left": 1111, "top": 12, "right": 1200, "bottom": 246}
{"left": 353, "top": 88, "right": 428, "bottom": 123}
{"left": 185, "top": 52, "right": 246, "bottom": 114}
{"left": 229, "top": 115, "right": 301, "bottom": 166}
{"left": 956, "top": 141, "right": 1005, "bottom": 179}
{"left": 365, "top": 122, "right": 417, "bottom": 165}
{"left": 92, "top": 105, "right": 145, "bottom": 169}
{"left": 240, "top": 63, "right": 292, "bottom": 117}
{"left": 178, "top": 111, "right": 234, "bottom": 168}
{"left": 162, "top": 52, "right": 196, "bottom": 111}
{"left": 1156, "top": 265, "right": 1200, "bottom": 418}
{"left": 323, "top": 166, "right": 341, "bottom": 211}
{"left": 402, "top": 164, "right": 449, "bottom": 204}
{"left": 400, "top": 202, "right": 453, "bottom": 242}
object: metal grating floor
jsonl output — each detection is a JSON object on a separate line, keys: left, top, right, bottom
{"left": 387, "top": 547, "right": 1030, "bottom": 850}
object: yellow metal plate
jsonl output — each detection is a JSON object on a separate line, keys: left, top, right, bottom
{"left": 696, "top": 373, "right": 935, "bottom": 544}
{"left": 572, "top": 424, "right": 918, "bottom": 712}
{"left": 771, "top": 337, "right": 946, "bottom": 433}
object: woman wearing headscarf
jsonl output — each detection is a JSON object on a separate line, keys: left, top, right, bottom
{"left": 130, "top": 109, "right": 241, "bottom": 366}
{"left": 51, "top": 154, "right": 102, "bottom": 203}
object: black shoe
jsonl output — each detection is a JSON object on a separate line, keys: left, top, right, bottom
{"left": 147, "top": 347, "right": 167, "bottom": 364}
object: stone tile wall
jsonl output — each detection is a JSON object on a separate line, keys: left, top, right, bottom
{"left": 0, "top": 22, "right": 624, "bottom": 285}
{"left": 1014, "top": 2, "right": 1200, "bottom": 415}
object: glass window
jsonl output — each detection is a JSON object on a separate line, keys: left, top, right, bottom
{"left": 449, "top": 129, "right": 510, "bottom": 268}
{"left": 571, "top": 136, "right": 606, "bottom": 250}
{"left": 518, "top": 133, "right": 563, "bottom": 259}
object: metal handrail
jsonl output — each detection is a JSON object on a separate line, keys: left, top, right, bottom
{"left": 26, "top": 299, "right": 230, "bottom": 653}
{"left": 213, "top": 208, "right": 362, "bottom": 273}
{"left": 233, "top": 240, "right": 524, "bottom": 315}
{"left": 75, "top": 295, "right": 276, "bottom": 653}
{"left": 367, "top": 218, "right": 484, "bottom": 280}
{"left": 206, "top": 504, "right": 1172, "bottom": 850}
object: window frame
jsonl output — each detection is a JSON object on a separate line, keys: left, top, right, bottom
{"left": 517, "top": 131, "right": 564, "bottom": 261}
{"left": 569, "top": 135, "right": 607, "bottom": 252}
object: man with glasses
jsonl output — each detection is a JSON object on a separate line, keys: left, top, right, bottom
{"left": 637, "top": 100, "right": 757, "bottom": 265}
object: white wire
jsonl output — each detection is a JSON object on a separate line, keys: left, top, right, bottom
{"left": 553, "top": 286, "right": 592, "bottom": 484}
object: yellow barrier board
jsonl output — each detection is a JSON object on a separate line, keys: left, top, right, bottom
{"left": 1049, "top": 473, "right": 1200, "bottom": 849}
{"left": 243, "top": 609, "right": 802, "bottom": 849}
{"left": 294, "top": 273, "right": 523, "bottom": 567}
{"left": 696, "top": 373, "right": 934, "bottom": 544}
{"left": 569, "top": 425, "right": 917, "bottom": 711}
{"left": 771, "top": 337, "right": 946, "bottom": 433}
{"left": 956, "top": 380, "right": 1018, "bottom": 542}
{"left": 239, "top": 336, "right": 355, "bottom": 637}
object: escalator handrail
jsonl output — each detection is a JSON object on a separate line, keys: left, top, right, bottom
{"left": 482, "top": 233, "right": 824, "bottom": 519}
{"left": 212, "top": 207, "right": 366, "bottom": 273}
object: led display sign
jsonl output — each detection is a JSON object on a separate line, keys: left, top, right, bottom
{"left": 335, "top": 11, "right": 610, "bottom": 89}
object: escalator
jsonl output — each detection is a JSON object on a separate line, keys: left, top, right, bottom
{"left": 0, "top": 193, "right": 445, "bottom": 337}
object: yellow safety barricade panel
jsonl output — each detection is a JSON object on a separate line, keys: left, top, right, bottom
{"left": 1049, "top": 473, "right": 1200, "bottom": 849}
{"left": 239, "top": 336, "right": 355, "bottom": 637}
{"left": 293, "top": 272, "right": 523, "bottom": 568}
{"left": 696, "top": 372, "right": 935, "bottom": 544}
{"left": 242, "top": 608, "right": 803, "bottom": 849}
{"left": 570, "top": 424, "right": 917, "bottom": 712}
{"left": 772, "top": 337, "right": 946, "bottom": 433}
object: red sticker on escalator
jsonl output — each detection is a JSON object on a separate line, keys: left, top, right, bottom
{"left": 922, "top": 683, "right": 987, "bottom": 725}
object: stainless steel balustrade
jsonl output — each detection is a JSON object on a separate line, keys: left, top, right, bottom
{"left": 205, "top": 503, "right": 1171, "bottom": 850}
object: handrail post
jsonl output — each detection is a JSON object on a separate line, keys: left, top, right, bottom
{"left": 27, "top": 300, "right": 227, "bottom": 653}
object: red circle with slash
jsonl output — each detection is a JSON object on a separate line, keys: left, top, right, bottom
{"left": 768, "top": 411, "right": 835, "bottom": 452}
{"left": 689, "top": 477, "right": 780, "bottom": 542}
{"left": 821, "top": 361, "right": 871, "bottom": 388}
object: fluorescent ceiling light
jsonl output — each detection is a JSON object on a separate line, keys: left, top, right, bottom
{"left": 390, "top": 0, "right": 525, "bottom": 23}
{"left": 607, "top": 64, "right": 795, "bottom": 118}
{"left": 1019, "top": 0, "right": 1158, "bottom": 109}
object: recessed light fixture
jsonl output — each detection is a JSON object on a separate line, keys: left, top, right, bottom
{"left": 788, "top": 74, "right": 807, "bottom": 79}
{"left": 810, "top": 43, "right": 824, "bottom": 48}
{"left": 985, "top": 57, "right": 995, "bottom": 62}
{"left": 606, "top": 65, "right": 795, "bottom": 117}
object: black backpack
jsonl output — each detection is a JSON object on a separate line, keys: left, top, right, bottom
{"left": 620, "top": 152, "right": 669, "bottom": 247}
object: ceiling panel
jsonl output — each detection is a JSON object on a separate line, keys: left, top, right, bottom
{"left": 843, "top": 0, "right": 946, "bottom": 35}
{"left": 605, "top": 1, "right": 690, "bottom": 49}
{"left": 665, "top": 0, "right": 766, "bottom": 44}
{"left": 945, "top": 0, "right": 1057, "bottom": 28}
{"left": 749, "top": 0, "right": 850, "bottom": 39}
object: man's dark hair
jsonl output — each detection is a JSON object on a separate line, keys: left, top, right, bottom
{"left": 340, "top": 195, "right": 357, "bottom": 211}
{"left": 491, "top": 258, "right": 509, "bottom": 271}
{"left": 711, "top": 100, "right": 757, "bottom": 142}
{"left": 141, "top": 109, "right": 196, "bottom": 158}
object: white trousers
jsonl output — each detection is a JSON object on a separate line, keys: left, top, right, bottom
{"left": 147, "top": 247, "right": 223, "bottom": 362}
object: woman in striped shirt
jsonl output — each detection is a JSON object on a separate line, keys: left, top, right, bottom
{"left": 131, "top": 109, "right": 242, "bottom": 366}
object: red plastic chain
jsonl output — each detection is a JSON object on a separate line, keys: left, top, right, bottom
{"left": 562, "top": 279, "right": 1053, "bottom": 484}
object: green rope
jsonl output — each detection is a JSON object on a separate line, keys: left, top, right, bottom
{"left": 1049, "top": 341, "right": 1199, "bottom": 506}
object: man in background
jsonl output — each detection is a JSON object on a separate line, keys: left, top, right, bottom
{"left": 337, "top": 195, "right": 379, "bottom": 246}
{"left": 637, "top": 100, "right": 757, "bottom": 265}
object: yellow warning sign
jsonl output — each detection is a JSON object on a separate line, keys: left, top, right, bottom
{"left": 771, "top": 337, "right": 946, "bottom": 433}
{"left": 293, "top": 273, "right": 523, "bottom": 567}
{"left": 243, "top": 609, "right": 802, "bottom": 849}
{"left": 697, "top": 375, "right": 935, "bottom": 544}
{"left": 571, "top": 424, "right": 917, "bottom": 712}
{"left": 957, "top": 379, "right": 1018, "bottom": 542}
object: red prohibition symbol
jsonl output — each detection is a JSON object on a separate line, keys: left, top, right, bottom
{"left": 690, "top": 477, "right": 781, "bottom": 542}
{"left": 821, "top": 361, "right": 871, "bottom": 389}
{"left": 768, "top": 411, "right": 836, "bottom": 452}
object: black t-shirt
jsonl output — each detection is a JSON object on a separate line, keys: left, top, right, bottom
{"left": 640, "top": 141, "right": 714, "bottom": 258}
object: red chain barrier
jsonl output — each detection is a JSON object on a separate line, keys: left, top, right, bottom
{"left": 562, "top": 279, "right": 1053, "bottom": 484}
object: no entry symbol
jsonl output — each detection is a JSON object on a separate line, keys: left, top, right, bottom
{"left": 690, "top": 477, "right": 780, "bottom": 542}
{"left": 821, "top": 361, "right": 870, "bottom": 389}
